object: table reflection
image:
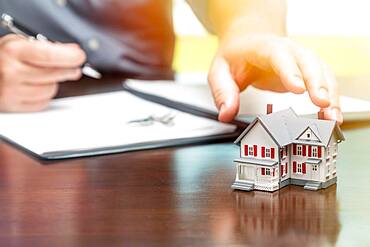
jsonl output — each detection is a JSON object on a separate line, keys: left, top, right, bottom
{"left": 0, "top": 142, "right": 341, "bottom": 246}
{"left": 232, "top": 186, "right": 340, "bottom": 246}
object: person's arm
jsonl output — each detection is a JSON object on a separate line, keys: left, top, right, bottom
{"left": 209, "top": 0, "right": 286, "bottom": 36}
{"left": 189, "top": 0, "right": 342, "bottom": 123}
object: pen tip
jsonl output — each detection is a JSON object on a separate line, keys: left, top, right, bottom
{"left": 82, "top": 64, "right": 102, "bottom": 79}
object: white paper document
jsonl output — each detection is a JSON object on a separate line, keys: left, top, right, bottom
{"left": 126, "top": 79, "right": 370, "bottom": 121}
{"left": 0, "top": 91, "right": 237, "bottom": 159}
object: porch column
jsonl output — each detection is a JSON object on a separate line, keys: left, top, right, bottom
{"left": 236, "top": 163, "right": 240, "bottom": 181}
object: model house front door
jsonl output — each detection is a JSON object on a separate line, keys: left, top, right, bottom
{"left": 311, "top": 164, "right": 320, "bottom": 180}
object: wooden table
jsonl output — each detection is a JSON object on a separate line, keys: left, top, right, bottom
{"left": 0, "top": 76, "right": 369, "bottom": 247}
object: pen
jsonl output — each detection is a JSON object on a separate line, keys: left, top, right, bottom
{"left": 0, "top": 13, "right": 102, "bottom": 79}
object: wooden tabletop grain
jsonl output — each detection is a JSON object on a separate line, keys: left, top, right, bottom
{"left": 0, "top": 76, "right": 369, "bottom": 247}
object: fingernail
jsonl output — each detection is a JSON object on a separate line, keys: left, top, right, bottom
{"left": 224, "top": 96, "right": 235, "bottom": 109}
{"left": 217, "top": 104, "right": 224, "bottom": 121}
{"left": 317, "top": 87, "right": 329, "bottom": 101}
{"left": 330, "top": 108, "right": 343, "bottom": 123}
{"left": 292, "top": 76, "right": 306, "bottom": 90}
{"left": 219, "top": 103, "right": 225, "bottom": 113}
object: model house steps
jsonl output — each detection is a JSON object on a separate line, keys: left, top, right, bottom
{"left": 231, "top": 181, "right": 254, "bottom": 191}
{"left": 303, "top": 181, "right": 322, "bottom": 191}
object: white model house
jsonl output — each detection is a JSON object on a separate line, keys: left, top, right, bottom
{"left": 232, "top": 105, "right": 344, "bottom": 192}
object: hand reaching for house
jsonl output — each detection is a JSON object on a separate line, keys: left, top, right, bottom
{"left": 208, "top": 33, "right": 342, "bottom": 124}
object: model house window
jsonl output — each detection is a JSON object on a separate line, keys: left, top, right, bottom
{"left": 265, "top": 168, "right": 271, "bottom": 176}
{"left": 312, "top": 147, "right": 318, "bottom": 157}
{"left": 297, "top": 145, "right": 302, "bottom": 156}
{"left": 249, "top": 146, "right": 254, "bottom": 156}
{"left": 327, "top": 147, "right": 330, "bottom": 156}
{"left": 312, "top": 164, "right": 318, "bottom": 171}
{"left": 265, "top": 148, "right": 271, "bottom": 158}
{"left": 297, "top": 163, "right": 302, "bottom": 173}
{"left": 307, "top": 133, "right": 311, "bottom": 138}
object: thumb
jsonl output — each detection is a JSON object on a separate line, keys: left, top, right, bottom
{"left": 208, "top": 56, "right": 240, "bottom": 122}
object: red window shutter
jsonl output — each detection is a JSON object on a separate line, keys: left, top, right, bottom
{"left": 271, "top": 148, "right": 275, "bottom": 159}
{"left": 261, "top": 167, "right": 265, "bottom": 175}
{"left": 293, "top": 144, "right": 297, "bottom": 155}
{"left": 308, "top": 145, "right": 312, "bottom": 157}
{"left": 261, "top": 147, "right": 265, "bottom": 158}
{"left": 318, "top": 146, "right": 322, "bottom": 158}
{"left": 302, "top": 163, "right": 306, "bottom": 174}
{"left": 285, "top": 163, "right": 288, "bottom": 174}
{"left": 302, "top": 145, "right": 306, "bottom": 156}
{"left": 280, "top": 164, "right": 283, "bottom": 175}
{"left": 253, "top": 145, "right": 257, "bottom": 156}
{"left": 244, "top": 145, "right": 248, "bottom": 156}
{"left": 293, "top": 161, "right": 297, "bottom": 173}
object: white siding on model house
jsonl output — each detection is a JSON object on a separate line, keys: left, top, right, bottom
{"left": 290, "top": 144, "right": 309, "bottom": 181}
{"left": 240, "top": 121, "right": 279, "bottom": 162}
{"left": 280, "top": 145, "right": 290, "bottom": 181}
{"left": 290, "top": 143, "right": 325, "bottom": 182}
{"left": 324, "top": 133, "right": 339, "bottom": 181}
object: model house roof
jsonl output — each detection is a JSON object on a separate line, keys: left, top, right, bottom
{"left": 234, "top": 108, "right": 345, "bottom": 147}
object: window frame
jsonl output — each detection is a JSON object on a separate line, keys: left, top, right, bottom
{"left": 265, "top": 148, "right": 271, "bottom": 158}
{"left": 312, "top": 146, "right": 318, "bottom": 157}
{"left": 297, "top": 145, "right": 302, "bottom": 156}
{"left": 248, "top": 146, "right": 254, "bottom": 156}
{"left": 312, "top": 164, "right": 318, "bottom": 171}
{"left": 297, "top": 163, "right": 302, "bottom": 173}
{"left": 265, "top": 168, "right": 271, "bottom": 176}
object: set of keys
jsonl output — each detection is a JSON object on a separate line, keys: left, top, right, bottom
{"left": 127, "top": 112, "right": 177, "bottom": 127}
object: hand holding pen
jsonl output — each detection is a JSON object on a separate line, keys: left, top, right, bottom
{"left": 0, "top": 13, "right": 101, "bottom": 112}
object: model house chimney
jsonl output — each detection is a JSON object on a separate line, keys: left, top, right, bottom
{"left": 267, "top": 104, "right": 273, "bottom": 114}
{"left": 317, "top": 109, "right": 325, "bottom": 120}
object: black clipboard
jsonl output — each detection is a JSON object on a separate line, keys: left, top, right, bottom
{"left": 0, "top": 84, "right": 249, "bottom": 160}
